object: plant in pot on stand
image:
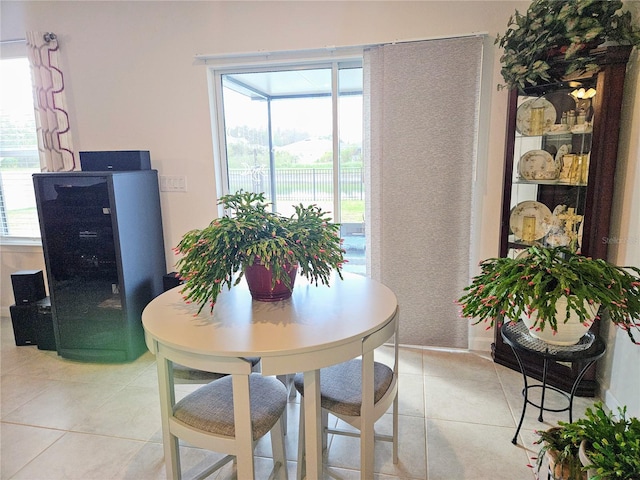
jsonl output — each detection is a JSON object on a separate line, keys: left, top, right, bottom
{"left": 496, "top": 0, "right": 640, "bottom": 91}
{"left": 175, "top": 190, "right": 346, "bottom": 313}
{"left": 456, "top": 245, "right": 640, "bottom": 346}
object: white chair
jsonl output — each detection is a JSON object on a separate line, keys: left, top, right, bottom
{"left": 294, "top": 308, "right": 399, "bottom": 479}
{"left": 155, "top": 350, "right": 289, "bottom": 480}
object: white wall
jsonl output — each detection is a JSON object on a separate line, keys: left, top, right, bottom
{"left": 0, "top": 0, "right": 519, "bottom": 317}
{"left": 1, "top": 0, "right": 638, "bottom": 410}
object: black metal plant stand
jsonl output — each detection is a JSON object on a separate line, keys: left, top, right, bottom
{"left": 501, "top": 322, "right": 606, "bottom": 445}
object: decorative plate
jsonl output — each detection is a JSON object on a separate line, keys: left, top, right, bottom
{"left": 509, "top": 201, "right": 553, "bottom": 242}
{"left": 516, "top": 98, "right": 557, "bottom": 135}
{"left": 518, "top": 149, "right": 560, "bottom": 181}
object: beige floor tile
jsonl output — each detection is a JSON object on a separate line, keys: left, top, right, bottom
{"left": 9, "top": 431, "right": 147, "bottom": 479}
{"left": 2, "top": 379, "right": 125, "bottom": 430}
{"left": 398, "top": 373, "right": 425, "bottom": 417}
{"left": 0, "top": 342, "right": 54, "bottom": 373}
{"left": 70, "top": 385, "right": 162, "bottom": 441}
{"left": 399, "top": 346, "right": 424, "bottom": 375}
{"left": 423, "top": 348, "right": 500, "bottom": 382}
{"left": 424, "top": 374, "right": 515, "bottom": 427}
{"left": 0, "top": 422, "right": 65, "bottom": 478}
{"left": 1, "top": 373, "right": 60, "bottom": 417}
{"left": 426, "top": 419, "right": 536, "bottom": 480}
{"left": 1, "top": 347, "right": 69, "bottom": 378}
{"left": 326, "top": 413, "right": 426, "bottom": 479}
{"left": 44, "top": 352, "right": 156, "bottom": 385}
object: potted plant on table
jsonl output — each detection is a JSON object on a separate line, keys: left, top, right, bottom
{"left": 456, "top": 245, "right": 640, "bottom": 345}
{"left": 174, "top": 190, "right": 346, "bottom": 313}
{"left": 496, "top": 0, "right": 640, "bottom": 91}
{"left": 535, "top": 402, "right": 640, "bottom": 480}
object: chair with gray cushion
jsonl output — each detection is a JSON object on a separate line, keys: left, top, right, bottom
{"left": 294, "top": 309, "right": 399, "bottom": 479}
{"left": 172, "top": 358, "right": 296, "bottom": 433}
{"left": 156, "top": 355, "right": 289, "bottom": 479}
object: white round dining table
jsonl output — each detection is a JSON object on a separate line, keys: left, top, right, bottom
{"left": 142, "top": 271, "right": 398, "bottom": 479}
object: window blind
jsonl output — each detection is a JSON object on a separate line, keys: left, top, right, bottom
{"left": 364, "top": 36, "right": 484, "bottom": 348}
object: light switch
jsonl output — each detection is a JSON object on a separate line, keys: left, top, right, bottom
{"left": 160, "top": 175, "right": 187, "bottom": 192}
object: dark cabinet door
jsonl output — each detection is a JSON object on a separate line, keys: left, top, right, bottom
{"left": 34, "top": 171, "right": 166, "bottom": 362}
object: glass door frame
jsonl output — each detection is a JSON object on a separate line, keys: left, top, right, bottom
{"left": 207, "top": 56, "right": 363, "bottom": 220}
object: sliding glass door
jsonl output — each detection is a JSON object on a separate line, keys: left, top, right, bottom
{"left": 214, "top": 62, "right": 364, "bottom": 273}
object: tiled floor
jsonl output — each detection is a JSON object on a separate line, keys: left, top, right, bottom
{"left": 1, "top": 316, "right": 601, "bottom": 479}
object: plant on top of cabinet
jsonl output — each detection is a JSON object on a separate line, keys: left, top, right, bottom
{"left": 174, "top": 190, "right": 345, "bottom": 313}
{"left": 496, "top": 0, "right": 640, "bottom": 91}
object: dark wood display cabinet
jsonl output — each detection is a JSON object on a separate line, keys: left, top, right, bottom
{"left": 492, "top": 45, "right": 632, "bottom": 396}
{"left": 33, "top": 171, "right": 166, "bottom": 362}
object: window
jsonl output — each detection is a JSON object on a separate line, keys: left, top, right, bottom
{"left": 211, "top": 59, "right": 364, "bottom": 274}
{"left": 0, "top": 54, "right": 40, "bottom": 241}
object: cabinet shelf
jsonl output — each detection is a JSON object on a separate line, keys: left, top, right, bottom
{"left": 514, "top": 179, "right": 587, "bottom": 187}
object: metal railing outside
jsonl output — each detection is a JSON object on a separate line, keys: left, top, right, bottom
{"left": 228, "top": 167, "right": 364, "bottom": 202}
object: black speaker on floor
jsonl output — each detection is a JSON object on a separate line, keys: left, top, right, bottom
{"left": 35, "top": 297, "right": 56, "bottom": 351}
{"left": 11, "top": 270, "right": 46, "bottom": 305}
{"left": 163, "top": 272, "right": 184, "bottom": 292}
{"left": 10, "top": 304, "right": 37, "bottom": 346}
{"left": 80, "top": 150, "right": 151, "bottom": 171}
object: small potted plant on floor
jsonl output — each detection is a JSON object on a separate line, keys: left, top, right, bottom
{"left": 576, "top": 402, "right": 640, "bottom": 480}
{"left": 535, "top": 402, "right": 640, "bottom": 480}
{"left": 496, "top": 0, "right": 640, "bottom": 91}
{"left": 174, "top": 190, "right": 345, "bottom": 312}
{"left": 456, "top": 245, "right": 640, "bottom": 345}
{"left": 535, "top": 425, "right": 585, "bottom": 480}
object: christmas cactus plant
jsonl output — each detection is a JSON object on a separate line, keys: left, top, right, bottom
{"left": 174, "top": 190, "right": 346, "bottom": 313}
{"left": 457, "top": 246, "right": 640, "bottom": 344}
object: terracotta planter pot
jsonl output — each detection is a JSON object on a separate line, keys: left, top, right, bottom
{"left": 244, "top": 262, "right": 298, "bottom": 302}
{"left": 547, "top": 447, "right": 586, "bottom": 480}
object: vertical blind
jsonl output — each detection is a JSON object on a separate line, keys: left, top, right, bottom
{"left": 364, "top": 36, "right": 483, "bottom": 348}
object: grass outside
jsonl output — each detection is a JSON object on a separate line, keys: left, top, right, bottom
{"left": 341, "top": 200, "right": 364, "bottom": 223}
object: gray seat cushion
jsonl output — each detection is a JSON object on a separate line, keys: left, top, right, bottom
{"left": 173, "top": 373, "right": 287, "bottom": 441}
{"left": 293, "top": 359, "right": 394, "bottom": 416}
{"left": 173, "top": 357, "right": 260, "bottom": 382}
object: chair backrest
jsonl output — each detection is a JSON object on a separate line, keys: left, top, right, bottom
{"left": 359, "top": 305, "right": 399, "bottom": 418}
{"left": 156, "top": 341, "right": 255, "bottom": 376}
{"left": 363, "top": 305, "right": 399, "bottom": 372}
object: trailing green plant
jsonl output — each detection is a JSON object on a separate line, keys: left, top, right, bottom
{"left": 496, "top": 0, "right": 640, "bottom": 91}
{"left": 456, "top": 245, "right": 640, "bottom": 344}
{"left": 175, "top": 190, "right": 345, "bottom": 313}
